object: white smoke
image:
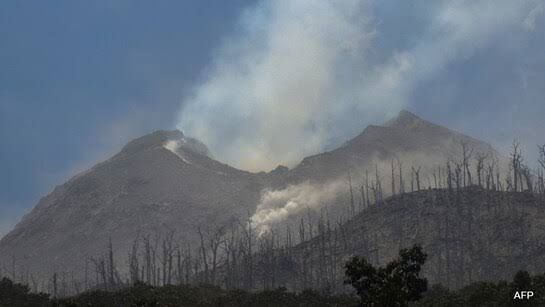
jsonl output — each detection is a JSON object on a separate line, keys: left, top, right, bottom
{"left": 164, "top": 140, "right": 180, "bottom": 153}
{"left": 177, "top": 0, "right": 538, "bottom": 172}
{"left": 177, "top": 0, "right": 388, "bottom": 172}
{"left": 250, "top": 181, "right": 345, "bottom": 235}
{"left": 523, "top": 2, "right": 544, "bottom": 31}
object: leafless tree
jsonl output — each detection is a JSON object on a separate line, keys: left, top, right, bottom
{"left": 365, "top": 169, "right": 371, "bottom": 207}
{"left": 411, "top": 166, "right": 421, "bottom": 191}
{"left": 398, "top": 159, "right": 405, "bottom": 194}
{"left": 375, "top": 165, "right": 383, "bottom": 202}
{"left": 391, "top": 159, "right": 396, "bottom": 195}
{"left": 511, "top": 139, "right": 522, "bottom": 192}
{"left": 128, "top": 234, "right": 140, "bottom": 284}
{"left": 475, "top": 153, "right": 486, "bottom": 188}
{"left": 197, "top": 227, "right": 210, "bottom": 284}
{"left": 538, "top": 145, "right": 545, "bottom": 196}
{"left": 160, "top": 230, "right": 175, "bottom": 285}
{"left": 461, "top": 142, "right": 473, "bottom": 187}
{"left": 347, "top": 172, "right": 355, "bottom": 217}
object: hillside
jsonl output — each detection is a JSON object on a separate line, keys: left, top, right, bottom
{"left": 271, "top": 187, "right": 545, "bottom": 291}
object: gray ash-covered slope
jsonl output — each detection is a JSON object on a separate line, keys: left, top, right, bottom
{"left": 0, "top": 130, "right": 266, "bottom": 279}
{"left": 288, "top": 110, "right": 500, "bottom": 184}
{"left": 0, "top": 110, "right": 504, "bottom": 281}
{"left": 285, "top": 187, "right": 545, "bottom": 290}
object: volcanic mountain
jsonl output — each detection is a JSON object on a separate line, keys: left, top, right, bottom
{"left": 0, "top": 111, "right": 503, "bottom": 282}
{"left": 0, "top": 130, "right": 267, "bottom": 280}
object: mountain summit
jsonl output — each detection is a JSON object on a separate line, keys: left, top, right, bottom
{"left": 118, "top": 130, "right": 211, "bottom": 158}
{"left": 385, "top": 110, "right": 428, "bottom": 129}
{"left": 288, "top": 110, "right": 500, "bottom": 183}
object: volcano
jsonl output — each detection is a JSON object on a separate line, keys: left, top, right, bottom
{"left": 0, "top": 111, "right": 504, "bottom": 283}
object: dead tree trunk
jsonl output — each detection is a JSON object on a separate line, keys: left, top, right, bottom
{"left": 197, "top": 227, "right": 210, "bottom": 284}
{"left": 511, "top": 139, "right": 522, "bottom": 192}
{"left": 391, "top": 159, "right": 396, "bottom": 196}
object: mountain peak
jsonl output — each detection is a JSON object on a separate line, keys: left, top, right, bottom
{"left": 384, "top": 110, "right": 434, "bottom": 131}
{"left": 385, "top": 110, "right": 422, "bottom": 126}
{"left": 118, "top": 129, "right": 211, "bottom": 158}
{"left": 120, "top": 130, "right": 185, "bottom": 154}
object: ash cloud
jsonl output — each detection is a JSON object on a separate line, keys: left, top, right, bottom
{"left": 177, "top": 0, "right": 540, "bottom": 172}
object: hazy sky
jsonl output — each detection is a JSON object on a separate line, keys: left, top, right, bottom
{"left": 1, "top": 0, "right": 544, "bottom": 237}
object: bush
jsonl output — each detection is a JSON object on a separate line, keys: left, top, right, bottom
{"left": 344, "top": 244, "right": 428, "bottom": 306}
{"left": 0, "top": 277, "right": 49, "bottom": 307}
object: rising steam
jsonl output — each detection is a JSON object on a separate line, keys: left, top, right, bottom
{"left": 177, "top": 0, "right": 398, "bottom": 172}
{"left": 250, "top": 180, "right": 345, "bottom": 236}
{"left": 177, "top": 0, "right": 539, "bottom": 172}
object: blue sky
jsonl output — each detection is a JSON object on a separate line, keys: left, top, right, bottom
{"left": 1, "top": 0, "right": 544, "bottom": 237}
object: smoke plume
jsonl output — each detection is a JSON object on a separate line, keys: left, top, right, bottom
{"left": 177, "top": 0, "right": 395, "bottom": 172}
{"left": 177, "top": 0, "right": 539, "bottom": 172}
{"left": 250, "top": 181, "right": 345, "bottom": 236}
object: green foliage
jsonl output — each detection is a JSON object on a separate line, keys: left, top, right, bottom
{"left": 414, "top": 284, "right": 463, "bottom": 307}
{"left": 0, "top": 277, "right": 49, "bottom": 307}
{"left": 6, "top": 263, "right": 545, "bottom": 306}
{"left": 344, "top": 245, "right": 428, "bottom": 306}
{"left": 52, "top": 283, "right": 359, "bottom": 307}
{"left": 417, "top": 270, "right": 545, "bottom": 306}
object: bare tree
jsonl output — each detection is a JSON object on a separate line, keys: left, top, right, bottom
{"left": 511, "top": 139, "right": 522, "bottom": 192}
{"left": 520, "top": 164, "right": 533, "bottom": 193}
{"left": 447, "top": 161, "right": 453, "bottom": 191}
{"left": 375, "top": 165, "right": 383, "bottom": 202}
{"left": 52, "top": 273, "right": 58, "bottom": 299}
{"left": 197, "top": 227, "right": 210, "bottom": 284}
{"left": 365, "top": 169, "right": 371, "bottom": 207}
{"left": 240, "top": 214, "right": 254, "bottom": 289}
{"left": 454, "top": 163, "right": 462, "bottom": 190}
{"left": 461, "top": 142, "right": 473, "bottom": 187}
{"left": 537, "top": 145, "right": 545, "bottom": 195}
{"left": 128, "top": 234, "right": 140, "bottom": 284}
{"left": 485, "top": 159, "right": 495, "bottom": 190}
{"left": 411, "top": 166, "right": 421, "bottom": 191}
{"left": 106, "top": 238, "right": 116, "bottom": 286}
{"left": 391, "top": 159, "right": 396, "bottom": 196}
{"left": 90, "top": 257, "right": 106, "bottom": 290}
{"left": 348, "top": 172, "right": 355, "bottom": 217}
{"left": 475, "top": 153, "right": 487, "bottom": 188}
{"left": 160, "top": 230, "right": 175, "bottom": 285}
{"left": 398, "top": 159, "right": 405, "bottom": 194}
{"left": 209, "top": 225, "right": 226, "bottom": 285}
{"left": 537, "top": 145, "right": 545, "bottom": 170}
